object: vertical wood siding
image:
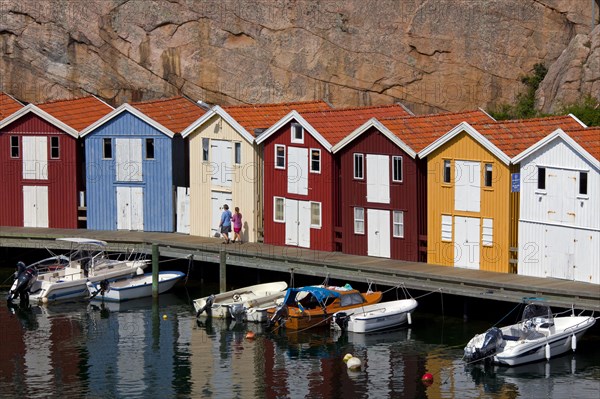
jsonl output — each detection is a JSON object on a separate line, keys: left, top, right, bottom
{"left": 337, "top": 127, "right": 421, "bottom": 261}
{"left": 85, "top": 112, "right": 174, "bottom": 232}
{"left": 188, "top": 115, "right": 259, "bottom": 242}
{"left": 518, "top": 137, "right": 599, "bottom": 284}
{"left": 426, "top": 131, "right": 511, "bottom": 272}
{"left": 262, "top": 121, "right": 334, "bottom": 252}
{"left": 0, "top": 113, "right": 79, "bottom": 228}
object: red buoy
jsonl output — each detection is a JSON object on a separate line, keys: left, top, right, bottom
{"left": 421, "top": 373, "right": 434, "bottom": 386}
{"left": 245, "top": 331, "right": 255, "bottom": 340}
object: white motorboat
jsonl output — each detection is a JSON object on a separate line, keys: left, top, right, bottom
{"left": 193, "top": 281, "right": 288, "bottom": 321}
{"left": 7, "top": 238, "right": 149, "bottom": 304}
{"left": 331, "top": 298, "right": 418, "bottom": 333}
{"left": 464, "top": 303, "right": 596, "bottom": 366}
{"left": 86, "top": 271, "right": 185, "bottom": 302}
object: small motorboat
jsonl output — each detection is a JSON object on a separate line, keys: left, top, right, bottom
{"left": 8, "top": 238, "right": 149, "bottom": 304}
{"left": 464, "top": 303, "right": 596, "bottom": 366}
{"left": 266, "top": 285, "right": 383, "bottom": 331}
{"left": 87, "top": 271, "right": 185, "bottom": 302}
{"left": 193, "top": 281, "right": 288, "bottom": 320}
{"left": 332, "top": 298, "right": 418, "bottom": 333}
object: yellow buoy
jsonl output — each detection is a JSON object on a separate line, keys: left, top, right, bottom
{"left": 163, "top": 314, "right": 168, "bottom": 320}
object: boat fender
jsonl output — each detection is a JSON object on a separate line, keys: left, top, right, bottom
{"left": 407, "top": 312, "right": 412, "bottom": 325}
{"left": 421, "top": 373, "right": 434, "bottom": 386}
{"left": 545, "top": 342, "right": 551, "bottom": 360}
{"left": 346, "top": 356, "right": 361, "bottom": 371}
{"left": 571, "top": 334, "right": 576, "bottom": 352}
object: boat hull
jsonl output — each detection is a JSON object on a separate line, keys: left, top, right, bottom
{"left": 334, "top": 299, "right": 418, "bottom": 333}
{"left": 89, "top": 272, "right": 185, "bottom": 302}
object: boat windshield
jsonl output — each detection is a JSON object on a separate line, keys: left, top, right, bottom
{"left": 339, "top": 292, "right": 366, "bottom": 307}
{"left": 521, "top": 303, "right": 553, "bottom": 322}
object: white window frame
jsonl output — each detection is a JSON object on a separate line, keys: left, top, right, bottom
{"left": 537, "top": 166, "right": 546, "bottom": 191}
{"left": 145, "top": 138, "right": 155, "bottom": 160}
{"left": 310, "top": 201, "right": 321, "bottom": 228}
{"left": 484, "top": 163, "right": 493, "bottom": 187}
{"left": 310, "top": 148, "right": 321, "bottom": 173}
{"left": 578, "top": 171, "right": 588, "bottom": 196}
{"left": 10, "top": 136, "right": 19, "bottom": 158}
{"left": 353, "top": 153, "right": 364, "bottom": 180}
{"left": 482, "top": 218, "right": 493, "bottom": 246}
{"left": 275, "top": 144, "right": 286, "bottom": 169}
{"left": 354, "top": 207, "right": 365, "bottom": 234}
{"left": 441, "top": 214, "right": 452, "bottom": 242}
{"left": 393, "top": 210, "right": 404, "bottom": 238}
{"left": 50, "top": 136, "right": 60, "bottom": 159}
{"left": 234, "top": 142, "right": 242, "bottom": 165}
{"left": 273, "top": 197, "right": 285, "bottom": 223}
{"left": 443, "top": 160, "right": 451, "bottom": 184}
{"left": 102, "top": 138, "right": 112, "bottom": 160}
{"left": 392, "top": 156, "right": 403, "bottom": 182}
{"left": 202, "top": 138, "right": 209, "bottom": 162}
{"left": 291, "top": 123, "right": 304, "bottom": 144}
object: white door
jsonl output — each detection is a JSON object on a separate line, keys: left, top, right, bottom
{"left": 22, "top": 136, "right": 48, "bottom": 180}
{"left": 176, "top": 187, "right": 190, "bottom": 234}
{"left": 454, "top": 216, "right": 480, "bottom": 269}
{"left": 455, "top": 160, "right": 480, "bottom": 212}
{"left": 116, "top": 186, "right": 144, "bottom": 230}
{"left": 287, "top": 147, "right": 308, "bottom": 195}
{"left": 115, "top": 138, "right": 142, "bottom": 182}
{"left": 210, "top": 190, "right": 233, "bottom": 237}
{"left": 23, "top": 186, "right": 49, "bottom": 227}
{"left": 546, "top": 227, "right": 575, "bottom": 281}
{"left": 285, "top": 199, "right": 310, "bottom": 248}
{"left": 367, "top": 209, "right": 391, "bottom": 258}
{"left": 366, "top": 155, "right": 390, "bottom": 203}
{"left": 210, "top": 140, "right": 233, "bottom": 187}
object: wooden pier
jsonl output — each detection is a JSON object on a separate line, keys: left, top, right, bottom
{"left": 1, "top": 227, "right": 599, "bottom": 311}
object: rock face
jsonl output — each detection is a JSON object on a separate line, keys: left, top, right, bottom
{"left": 0, "top": 0, "right": 598, "bottom": 113}
{"left": 536, "top": 25, "right": 600, "bottom": 113}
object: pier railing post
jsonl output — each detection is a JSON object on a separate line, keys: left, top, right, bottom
{"left": 152, "top": 243, "right": 159, "bottom": 299}
{"left": 219, "top": 249, "right": 226, "bottom": 293}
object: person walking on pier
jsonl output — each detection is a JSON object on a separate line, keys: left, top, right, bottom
{"left": 232, "top": 207, "right": 243, "bottom": 243}
{"left": 219, "top": 204, "right": 232, "bottom": 244}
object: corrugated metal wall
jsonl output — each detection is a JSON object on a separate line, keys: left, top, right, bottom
{"left": 337, "top": 127, "right": 420, "bottom": 261}
{"left": 85, "top": 112, "right": 174, "bottom": 232}
{"left": 0, "top": 113, "right": 79, "bottom": 228}
{"left": 426, "top": 131, "right": 511, "bottom": 272}
{"left": 518, "top": 136, "right": 599, "bottom": 284}
{"left": 188, "top": 115, "right": 259, "bottom": 242}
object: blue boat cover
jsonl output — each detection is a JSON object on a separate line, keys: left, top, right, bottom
{"left": 282, "top": 286, "right": 341, "bottom": 307}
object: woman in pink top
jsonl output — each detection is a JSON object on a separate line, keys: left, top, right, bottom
{"left": 232, "top": 207, "right": 243, "bottom": 243}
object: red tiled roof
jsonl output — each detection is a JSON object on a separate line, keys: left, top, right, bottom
{"left": 565, "top": 127, "right": 600, "bottom": 161}
{"left": 0, "top": 92, "right": 23, "bottom": 120}
{"left": 37, "top": 96, "right": 113, "bottom": 131}
{"left": 300, "top": 104, "right": 412, "bottom": 146}
{"left": 132, "top": 96, "right": 207, "bottom": 134}
{"left": 380, "top": 110, "right": 495, "bottom": 152}
{"left": 471, "top": 115, "right": 585, "bottom": 157}
{"left": 223, "top": 100, "right": 332, "bottom": 136}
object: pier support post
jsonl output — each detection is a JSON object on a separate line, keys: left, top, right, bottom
{"left": 219, "top": 249, "right": 226, "bottom": 293}
{"left": 152, "top": 244, "right": 159, "bottom": 299}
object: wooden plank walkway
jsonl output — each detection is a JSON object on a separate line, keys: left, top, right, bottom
{"left": 1, "top": 227, "right": 599, "bottom": 311}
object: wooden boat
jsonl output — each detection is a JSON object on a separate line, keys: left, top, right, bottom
{"left": 266, "top": 285, "right": 383, "bottom": 331}
{"left": 86, "top": 271, "right": 185, "bottom": 302}
{"left": 193, "top": 281, "right": 288, "bottom": 320}
{"left": 332, "top": 298, "right": 418, "bottom": 333}
{"left": 464, "top": 303, "right": 596, "bottom": 366}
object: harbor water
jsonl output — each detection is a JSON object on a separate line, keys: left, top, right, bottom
{"left": 0, "top": 258, "right": 599, "bottom": 398}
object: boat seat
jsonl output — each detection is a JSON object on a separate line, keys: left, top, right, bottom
{"left": 502, "top": 334, "right": 520, "bottom": 341}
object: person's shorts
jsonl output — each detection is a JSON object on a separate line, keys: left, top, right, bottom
{"left": 221, "top": 225, "right": 231, "bottom": 234}
{"left": 234, "top": 227, "right": 241, "bottom": 233}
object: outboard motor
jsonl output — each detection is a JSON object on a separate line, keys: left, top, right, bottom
{"left": 196, "top": 294, "right": 215, "bottom": 317}
{"left": 7, "top": 261, "right": 38, "bottom": 304}
{"left": 464, "top": 327, "right": 504, "bottom": 362}
{"left": 229, "top": 303, "right": 246, "bottom": 322}
{"left": 266, "top": 304, "right": 288, "bottom": 329}
{"left": 87, "top": 279, "right": 111, "bottom": 300}
{"left": 334, "top": 312, "right": 349, "bottom": 333}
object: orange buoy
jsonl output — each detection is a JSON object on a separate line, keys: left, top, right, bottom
{"left": 245, "top": 331, "right": 255, "bottom": 340}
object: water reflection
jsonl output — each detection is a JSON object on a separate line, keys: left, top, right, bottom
{"left": 0, "top": 293, "right": 598, "bottom": 398}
